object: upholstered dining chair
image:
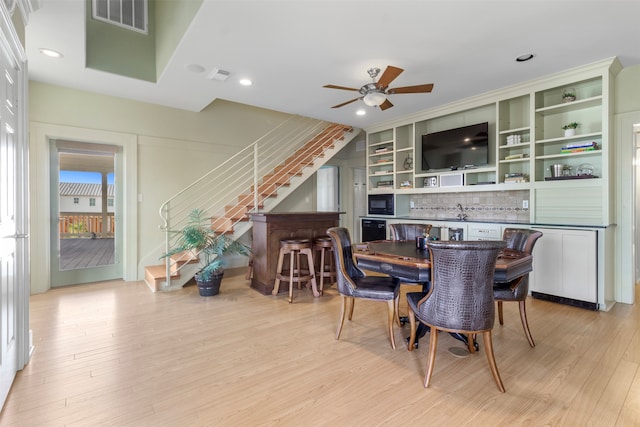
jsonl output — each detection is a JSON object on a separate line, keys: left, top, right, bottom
{"left": 494, "top": 228, "right": 543, "bottom": 347}
{"left": 388, "top": 223, "right": 433, "bottom": 324}
{"left": 389, "top": 223, "right": 432, "bottom": 241}
{"left": 407, "top": 240, "right": 507, "bottom": 392}
{"left": 327, "top": 227, "right": 401, "bottom": 349}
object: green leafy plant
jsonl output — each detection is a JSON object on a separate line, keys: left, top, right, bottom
{"left": 562, "top": 122, "right": 580, "bottom": 130}
{"left": 562, "top": 91, "right": 576, "bottom": 99}
{"left": 163, "top": 209, "right": 250, "bottom": 281}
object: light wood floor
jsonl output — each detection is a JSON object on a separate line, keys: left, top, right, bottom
{"left": 2, "top": 269, "right": 639, "bottom": 426}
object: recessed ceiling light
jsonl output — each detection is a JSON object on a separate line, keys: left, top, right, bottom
{"left": 356, "top": 110, "right": 366, "bottom": 116}
{"left": 185, "top": 64, "right": 205, "bottom": 73}
{"left": 515, "top": 53, "right": 534, "bottom": 62}
{"left": 239, "top": 78, "right": 253, "bottom": 86}
{"left": 39, "top": 48, "right": 63, "bottom": 58}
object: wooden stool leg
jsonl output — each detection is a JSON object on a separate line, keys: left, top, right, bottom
{"left": 272, "top": 248, "right": 286, "bottom": 296}
{"left": 303, "top": 248, "right": 319, "bottom": 297}
{"left": 288, "top": 250, "right": 295, "bottom": 303}
{"left": 318, "top": 247, "right": 325, "bottom": 295}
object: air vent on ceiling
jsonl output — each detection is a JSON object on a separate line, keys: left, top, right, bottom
{"left": 93, "top": 0, "right": 148, "bottom": 34}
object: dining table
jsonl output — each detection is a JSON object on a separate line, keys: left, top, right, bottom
{"left": 353, "top": 239, "right": 534, "bottom": 348}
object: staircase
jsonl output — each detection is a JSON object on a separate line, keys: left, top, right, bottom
{"left": 144, "top": 116, "right": 357, "bottom": 292}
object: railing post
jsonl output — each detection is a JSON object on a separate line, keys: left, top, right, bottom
{"left": 253, "top": 144, "right": 259, "bottom": 213}
{"left": 164, "top": 204, "right": 171, "bottom": 290}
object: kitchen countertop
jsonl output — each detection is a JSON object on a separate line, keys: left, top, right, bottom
{"left": 360, "top": 215, "right": 613, "bottom": 229}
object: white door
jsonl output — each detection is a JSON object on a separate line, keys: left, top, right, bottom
{"left": 0, "top": 42, "right": 20, "bottom": 406}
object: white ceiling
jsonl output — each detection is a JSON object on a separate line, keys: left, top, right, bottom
{"left": 25, "top": 1, "right": 640, "bottom": 129}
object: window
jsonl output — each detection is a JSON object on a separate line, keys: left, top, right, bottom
{"left": 108, "top": 198, "right": 114, "bottom": 207}
{"left": 89, "top": 198, "right": 96, "bottom": 207}
{"left": 73, "top": 197, "right": 79, "bottom": 204}
{"left": 93, "top": 0, "right": 147, "bottom": 33}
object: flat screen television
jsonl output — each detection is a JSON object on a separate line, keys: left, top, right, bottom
{"left": 421, "top": 122, "right": 489, "bottom": 171}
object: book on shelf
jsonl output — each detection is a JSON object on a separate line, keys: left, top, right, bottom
{"left": 504, "top": 153, "right": 528, "bottom": 160}
{"left": 375, "top": 147, "right": 389, "bottom": 153}
{"left": 563, "top": 141, "right": 598, "bottom": 149}
{"left": 561, "top": 146, "right": 597, "bottom": 154}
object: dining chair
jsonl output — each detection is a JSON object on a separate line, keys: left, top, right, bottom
{"left": 388, "top": 223, "right": 433, "bottom": 325}
{"left": 407, "top": 240, "right": 507, "bottom": 392}
{"left": 388, "top": 223, "right": 432, "bottom": 241}
{"left": 326, "top": 227, "right": 401, "bottom": 349}
{"left": 494, "top": 228, "right": 543, "bottom": 347}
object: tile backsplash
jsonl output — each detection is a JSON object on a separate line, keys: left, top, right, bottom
{"left": 409, "top": 190, "right": 530, "bottom": 222}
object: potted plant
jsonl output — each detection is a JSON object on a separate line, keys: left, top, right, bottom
{"left": 562, "top": 122, "right": 580, "bottom": 137}
{"left": 163, "top": 208, "right": 250, "bottom": 296}
{"left": 562, "top": 88, "right": 576, "bottom": 103}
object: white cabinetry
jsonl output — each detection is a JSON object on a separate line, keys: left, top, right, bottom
{"left": 467, "top": 223, "right": 502, "bottom": 240}
{"left": 530, "top": 227, "right": 597, "bottom": 309}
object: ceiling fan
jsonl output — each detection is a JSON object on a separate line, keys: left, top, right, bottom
{"left": 323, "top": 65, "right": 434, "bottom": 111}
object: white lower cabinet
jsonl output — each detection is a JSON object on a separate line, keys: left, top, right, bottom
{"left": 530, "top": 227, "right": 597, "bottom": 308}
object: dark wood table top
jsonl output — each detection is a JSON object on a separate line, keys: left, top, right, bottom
{"left": 354, "top": 240, "right": 532, "bottom": 283}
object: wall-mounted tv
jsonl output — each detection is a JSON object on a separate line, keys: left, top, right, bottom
{"left": 421, "top": 122, "right": 489, "bottom": 171}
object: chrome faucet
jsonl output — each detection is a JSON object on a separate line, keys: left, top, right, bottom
{"left": 457, "top": 203, "right": 468, "bottom": 221}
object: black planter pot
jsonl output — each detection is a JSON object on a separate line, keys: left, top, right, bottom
{"left": 195, "top": 271, "right": 224, "bottom": 296}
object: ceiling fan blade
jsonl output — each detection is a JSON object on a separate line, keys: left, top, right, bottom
{"left": 387, "top": 83, "right": 434, "bottom": 94}
{"left": 376, "top": 66, "right": 404, "bottom": 89}
{"left": 323, "top": 84, "right": 360, "bottom": 91}
{"left": 379, "top": 99, "right": 394, "bottom": 111}
{"left": 331, "top": 97, "right": 362, "bottom": 108}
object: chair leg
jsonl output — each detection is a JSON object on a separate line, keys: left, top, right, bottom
{"left": 347, "top": 296, "right": 355, "bottom": 320}
{"left": 497, "top": 300, "right": 504, "bottom": 325}
{"left": 467, "top": 334, "right": 476, "bottom": 353}
{"left": 394, "top": 295, "right": 401, "bottom": 327}
{"left": 408, "top": 310, "right": 417, "bottom": 352}
{"left": 386, "top": 299, "right": 396, "bottom": 350}
{"left": 519, "top": 300, "right": 535, "bottom": 347}
{"left": 424, "top": 327, "right": 439, "bottom": 388}
{"left": 335, "top": 296, "right": 348, "bottom": 340}
{"left": 482, "top": 331, "right": 505, "bottom": 393}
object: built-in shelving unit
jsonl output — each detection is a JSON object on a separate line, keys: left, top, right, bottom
{"left": 364, "top": 58, "right": 619, "bottom": 224}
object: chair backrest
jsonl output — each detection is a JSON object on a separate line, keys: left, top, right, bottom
{"left": 502, "top": 228, "right": 543, "bottom": 255}
{"left": 327, "top": 227, "right": 364, "bottom": 296}
{"left": 420, "top": 240, "right": 506, "bottom": 332}
{"left": 389, "top": 223, "right": 433, "bottom": 241}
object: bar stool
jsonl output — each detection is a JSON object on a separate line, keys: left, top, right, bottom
{"left": 273, "top": 238, "right": 319, "bottom": 303}
{"left": 313, "top": 236, "right": 336, "bottom": 294}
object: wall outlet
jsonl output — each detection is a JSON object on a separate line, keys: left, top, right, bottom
{"left": 410, "top": 200, "right": 415, "bottom": 208}
{"left": 523, "top": 200, "right": 529, "bottom": 209}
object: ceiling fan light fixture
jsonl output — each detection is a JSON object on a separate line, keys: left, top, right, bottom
{"left": 363, "top": 91, "right": 386, "bottom": 107}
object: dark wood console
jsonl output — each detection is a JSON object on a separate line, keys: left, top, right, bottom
{"left": 249, "top": 212, "right": 342, "bottom": 295}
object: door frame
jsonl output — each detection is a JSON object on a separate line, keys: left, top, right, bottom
{"left": 49, "top": 141, "right": 124, "bottom": 286}
{"left": 30, "top": 123, "right": 138, "bottom": 294}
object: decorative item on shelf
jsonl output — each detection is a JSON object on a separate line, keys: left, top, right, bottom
{"left": 403, "top": 154, "right": 413, "bottom": 170}
{"left": 503, "top": 173, "right": 528, "bottom": 183}
{"left": 399, "top": 180, "right": 413, "bottom": 188}
{"left": 562, "top": 88, "right": 576, "bottom": 103}
{"left": 424, "top": 176, "right": 438, "bottom": 188}
{"left": 506, "top": 134, "right": 522, "bottom": 145}
{"left": 576, "top": 163, "right": 595, "bottom": 176}
{"left": 562, "top": 122, "right": 580, "bottom": 137}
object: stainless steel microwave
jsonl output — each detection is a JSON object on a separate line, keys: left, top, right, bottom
{"left": 368, "top": 194, "right": 394, "bottom": 215}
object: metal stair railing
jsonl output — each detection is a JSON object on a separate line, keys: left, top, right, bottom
{"left": 158, "top": 115, "right": 342, "bottom": 289}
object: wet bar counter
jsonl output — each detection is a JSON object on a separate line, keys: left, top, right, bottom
{"left": 249, "top": 212, "right": 342, "bottom": 295}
